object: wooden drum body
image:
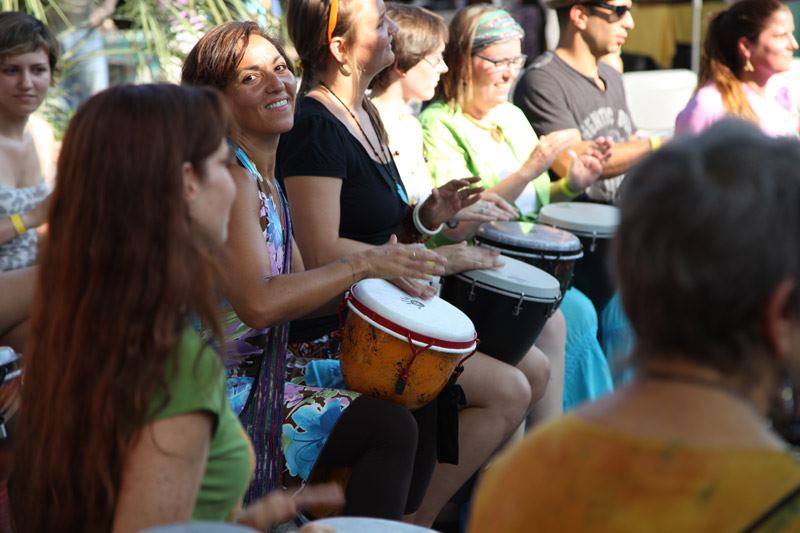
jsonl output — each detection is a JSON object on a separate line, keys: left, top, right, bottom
{"left": 538, "top": 202, "right": 619, "bottom": 314}
{"left": 340, "top": 279, "right": 477, "bottom": 410}
{"left": 440, "top": 257, "right": 560, "bottom": 366}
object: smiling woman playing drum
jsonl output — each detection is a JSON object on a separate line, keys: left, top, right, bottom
{"left": 420, "top": 6, "right": 616, "bottom": 411}
{"left": 182, "top": 21, "right": 452, "bottom": 520}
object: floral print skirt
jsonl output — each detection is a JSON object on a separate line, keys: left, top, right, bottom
{"left": 282, "top": 334, "right": 360, "bottom": 485}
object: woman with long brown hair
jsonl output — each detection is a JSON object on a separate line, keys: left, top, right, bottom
{"left": 9, "top": 84, "right": 341, "bottom": 532}
{"left": 676, "top": 0, "right": 799, "bottom": 136}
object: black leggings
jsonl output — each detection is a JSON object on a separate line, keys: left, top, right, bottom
{"left": 313, "top": 395, "right": 437, "bottom": 519}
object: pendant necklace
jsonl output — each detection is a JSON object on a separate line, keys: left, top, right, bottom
{"left": 463, "top": 111, "right": 504, "bottom": 143}
{"left": 318, "top": 81, "right": 409, "bottom": 205}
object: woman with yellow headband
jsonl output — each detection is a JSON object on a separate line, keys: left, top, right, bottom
{"left": 280, "top": 0, "right": 551, "bottom": 526}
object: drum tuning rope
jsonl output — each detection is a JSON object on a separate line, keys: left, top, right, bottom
{"left": 395, "top": 335, "right": 435, "bottom": 395}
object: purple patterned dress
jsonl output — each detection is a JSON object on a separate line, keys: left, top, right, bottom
{"left": 221, "top": 146, "right": 292, "bottom": 501}
{"left": 222, "top": 146, "right": 359, "bottom": 499}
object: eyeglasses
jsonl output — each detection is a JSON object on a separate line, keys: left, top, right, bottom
{"left": 584, "top": 2, "right": 631, "bottom": 21}
{"left": 422, "top": 55, "right": 446, "bottom": 69}
{"left": 474, "top": 54, "right": 527, "bottom": 72}
{"left": 327, "top": 0, "right": 339, "bottom": 44}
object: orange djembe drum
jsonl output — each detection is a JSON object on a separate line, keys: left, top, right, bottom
{"left": 340, "top": 279, "right": 477, "bottom": 410}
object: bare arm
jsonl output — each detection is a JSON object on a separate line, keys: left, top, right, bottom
{"left": 0, "top": 194, "right": 49, "bottom": 247}
{"left": 284, "top": 175, "right": 382, "bottom": 268}
{"left": 113, "top": 412, "right": 212, "bottom": 533}
{"left": 0, "top": 267, "right": 35, "bottom": 334}
{"left": 284, "top": 175, "right": 446, "bottom": 299}
{"left": 220, "top": 168, "right": 443, "bottom": 329}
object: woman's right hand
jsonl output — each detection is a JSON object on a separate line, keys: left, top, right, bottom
{"left": 238, "top": 483, "right": 344, "bottom": 531}
{"left": 386, "top": 245, "right": 502, "bottom": 299}
{"left": 358, "top": 235, "right": 447, "bottom": 281}
{"left": 451, "top": 192, "right": 518, "bottom": 223}
{"left": 436, "top": 242, "right": 503, "bottom": 276}
{"left": 523, "top": 129, "right": 580, "bottom": 178}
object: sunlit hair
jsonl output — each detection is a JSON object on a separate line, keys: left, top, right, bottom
{"left": 616, "top": 119, "right": 800, "bottom": 376}
{"left": 372, "top": 3, "right": 448, "bottom": 93}
{"left": 182, "top": 20, "right": 294, "bottom": 90}
{"left": 698, "top": 0, "right": 788, "bottom": 124}
{"left": 10, "top": 83, "right": 230, "bottom": 532}
{"left": 287, "top": 0, "right": 389, "bottom": 142}
{"left": 0, "top": 11, "right": 59, "bottom": 75}
{"left": 287, "top": 0, "right": 359, "bottom": 96}
{"left": 435, "top": 4, "right": 496, "bottom": 108}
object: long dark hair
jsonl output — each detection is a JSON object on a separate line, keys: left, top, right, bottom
{"left": 287, "top": 0, "right": 389, "bottom": 142}
{"left": 698, "top": 0, "right": 787, "bottom": 123}
{"left": 10, "top": 83, "right": 230, "bottom": 532}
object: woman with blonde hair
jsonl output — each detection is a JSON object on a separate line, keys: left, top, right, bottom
{"left": 420, "top": 5, "right": 615, "bottom": 416}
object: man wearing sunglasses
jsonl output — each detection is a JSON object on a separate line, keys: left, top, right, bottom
{"left": 514, "top": 0, "right": 658, "bottom": 204}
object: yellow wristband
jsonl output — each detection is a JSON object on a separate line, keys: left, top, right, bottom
{"left": 649, "top": 136, "right": 662, "bottom": 151}
{"left": 558, "top": 176, "right": 580, "bottom": 199}
{"left": 9, "top": 213, "right": 26, "bottom": 236}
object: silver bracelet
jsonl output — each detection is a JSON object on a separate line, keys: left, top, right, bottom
{"left": 413, "top": 202, "right": 445, "bottom": 236}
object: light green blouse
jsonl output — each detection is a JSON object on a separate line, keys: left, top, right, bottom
{"left": 419, "top": 100, "right": 551, "bottom": 219}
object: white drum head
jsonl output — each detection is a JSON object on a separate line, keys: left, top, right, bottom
{"left": 538, "top": 202, "right": 619, "bottom": 238}
{"left": 312, "top": 517, "right": 436, "bottom": 532}
{"left": 457, "top": 256, "right": 560, "bottom": 301}
{"left": 348, "top": 279, "right": 477, "bottom": 353}
{"left": 477, "top": 221, "right": 581, "bottom": 253}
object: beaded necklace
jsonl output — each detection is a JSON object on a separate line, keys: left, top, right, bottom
{"left": 318, "top": 81, "right": 409, "bottom": 205}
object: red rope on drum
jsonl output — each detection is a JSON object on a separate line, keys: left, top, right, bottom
{"left": 452, "top": 339, "right": 480, "bottom": 380}
{"left": 395, "top": 334, "right": 434, "bottom": 395}
{"left": 333, "top": 291, "right": 350, "bottom": 342}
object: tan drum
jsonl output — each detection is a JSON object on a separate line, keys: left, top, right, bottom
{"left": 340, "top": 279, "right": 477, "bottom": 410}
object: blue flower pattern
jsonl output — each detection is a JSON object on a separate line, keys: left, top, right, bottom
{"left": 283, "top": 398, "right": 347, "bottom": 480}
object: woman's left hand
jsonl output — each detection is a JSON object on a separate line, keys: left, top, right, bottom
{"left": 567, "top": 136, "right": 613, "bottom": 191}
{"left": 418, "top": 177, "right": 483, "bottom": 230}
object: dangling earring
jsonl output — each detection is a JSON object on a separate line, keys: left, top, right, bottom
{"left": 744, "top": 59, "right": 755, "bottom": 73}
{"left": 339, "top": 64, "right": 351, "bottom": 76}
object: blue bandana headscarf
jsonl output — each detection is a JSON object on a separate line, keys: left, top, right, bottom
{"left": 472, "top": 9, "right": 525, "bottom": 52}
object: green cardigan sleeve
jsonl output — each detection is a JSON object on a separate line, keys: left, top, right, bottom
{"left": 420, "top": 102, "right": 479, "bottom": 188}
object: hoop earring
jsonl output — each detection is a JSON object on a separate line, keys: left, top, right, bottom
{"left": 339, "top": 64, "right": 351, "bottom": 76}
{"left": 744, "top": 59, "right": 754, "bottom": 73}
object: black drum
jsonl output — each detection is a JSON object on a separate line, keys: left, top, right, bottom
{"left": 475, "top": 220, "right": 583, "bottom": 297}
{"left": 440, "top": 256, "right": 560, "bottom": 366}
{"left": 538, "top": 202, "right": 619, "bottom": 314}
